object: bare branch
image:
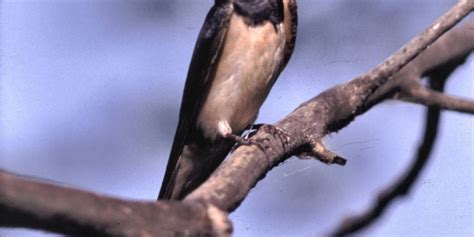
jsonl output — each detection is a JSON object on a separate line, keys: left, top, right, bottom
{"left": 0, "top": 171, "right": 231, "bottom": 236}
{"left": 185, "top": 0, "right": 474, "bottom": 212}
{"left": 367, "top": 19, "right": 474, "bottom": 109}
{"left": 398, "top": 80, "right": 474, "bottom": 114}
{"left": 328, "top": 17, "right": 474, "bottom": 235}
{"left": 1, "top": 1, "right": 473, "bottom": 236}
{"left": 329, "top": 64, "right": 453, "bottom": 237}
{"left": 327, "top": 11, "right": 473, "bottom": 237}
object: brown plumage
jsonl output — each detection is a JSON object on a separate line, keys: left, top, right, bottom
{"left": 159, "top": 0, "right": 298, "bottom": 200}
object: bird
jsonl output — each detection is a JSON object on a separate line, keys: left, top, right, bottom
{"left": 158, "top": 0, "right": 298, "bottom": 200}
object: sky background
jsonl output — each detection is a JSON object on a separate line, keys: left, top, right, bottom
{"left": 1, "top": 0, "right": 473, "bottom": 236}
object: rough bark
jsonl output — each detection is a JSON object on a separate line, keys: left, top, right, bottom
{"left": 1, "top": 0, "right": 473, "bottom": 236}
{"left": 330, "top": 50, "right": 466, "bottom": 237}
{"left": 0, "top": 171, "right": 231, "bottom": 236}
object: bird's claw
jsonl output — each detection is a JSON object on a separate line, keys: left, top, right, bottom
{"left": 241, "top": 123, "right": 263, "bottom": 140}
{"left": 227, "top": 124, "right": 290, "bottom": 155}
{"left": 226, "top": 133, "right": 269, "bottom": 153}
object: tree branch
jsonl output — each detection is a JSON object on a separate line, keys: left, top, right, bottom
{"left": 1, "top": 0, "right": 473, "bottom": 236}
{"left": 329, "top": 56, "right": 457, "bottom": 237}
{"left": 398, "top": 80, "right": 474, "bottom": 114}
{"left": 367, "top": 19, "right": 474, "bottom": 108}
{"left": 184, "top": 0, "right": 474, "bottom": 212}
{"left": 0, "top": 171, "right": 231, "bottom": 236}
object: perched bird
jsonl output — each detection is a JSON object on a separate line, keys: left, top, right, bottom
{"left": 159, "top": 0, "right": 298, "bottom": 200}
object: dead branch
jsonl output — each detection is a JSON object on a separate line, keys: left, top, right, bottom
{"left": 0, "top": 0, "right": 473, "bottom": 236}
{"left": 0, "top": 171, "right": 231, "bottom": 236}
{"left": 329, "top": 53, "right": 462, "bottom": 237}
{"left": 367, "top": 19, "right": 474, "bottom": 111}
{"left": 326, "top": 20, "right": 474, "bottom": 235}
{"left": 398, "top": 80, "right": 474, "bottom": 113}
{"left": 184, "top": 0, "right": 474, "bottom": 213}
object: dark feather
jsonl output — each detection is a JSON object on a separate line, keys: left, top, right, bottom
{"left": 281, "top": 0, "right": 297, "bottom": 68}
{"left": 158, "top": 2, "right": 232, "bottom": 199}
{"left": 233, "top": 0, "right": 284, "bottom": 27}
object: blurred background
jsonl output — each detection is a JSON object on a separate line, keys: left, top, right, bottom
{"left": 1, "top": 0, "right": 472, "bottom": 236}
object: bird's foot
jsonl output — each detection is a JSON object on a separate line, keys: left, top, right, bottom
{"left": 226, "top": 133, "right": 255, "bottom": 153}
{"left": 227, "top": 124, "right": 290, "bottom": 156}
{"left": 225, "top": 133, "right": 252, "bottom": 146}
{"left": 241, "top": 123, "right": 263, "bottom": 140}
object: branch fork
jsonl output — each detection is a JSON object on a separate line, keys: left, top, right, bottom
{"left": 1, "top": 1, "right": 473, "bottom": 236}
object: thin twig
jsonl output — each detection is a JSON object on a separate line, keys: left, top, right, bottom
{"left": 399, "top": 80, "right": 474, "bottom": 114}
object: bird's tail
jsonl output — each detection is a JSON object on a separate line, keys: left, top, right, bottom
{"left": 158, "top": 145, "right": 197, "bottom": 200}
{"left": 158, "top": 170, "right": 179, "bottom": 200}
{"left": 158, "top": 141, "right": 234, "bottom": 200}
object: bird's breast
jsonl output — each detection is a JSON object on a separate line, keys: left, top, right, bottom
{"left": 197, "top": 12, "right": 286, "bottom": 140}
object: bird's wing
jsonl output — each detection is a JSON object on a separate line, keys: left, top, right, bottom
{"left": 280, "top": 0, "right": 298, "bottom": 70}
{"left": 158, "top": 2, "right": 232, "bottom": 199}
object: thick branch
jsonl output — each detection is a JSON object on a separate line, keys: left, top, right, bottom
{"left": 1, "top": 1, "right": 473, "bottom": 236}
{"left": 0, "top": 171, "right": 231, "bottom": 236}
